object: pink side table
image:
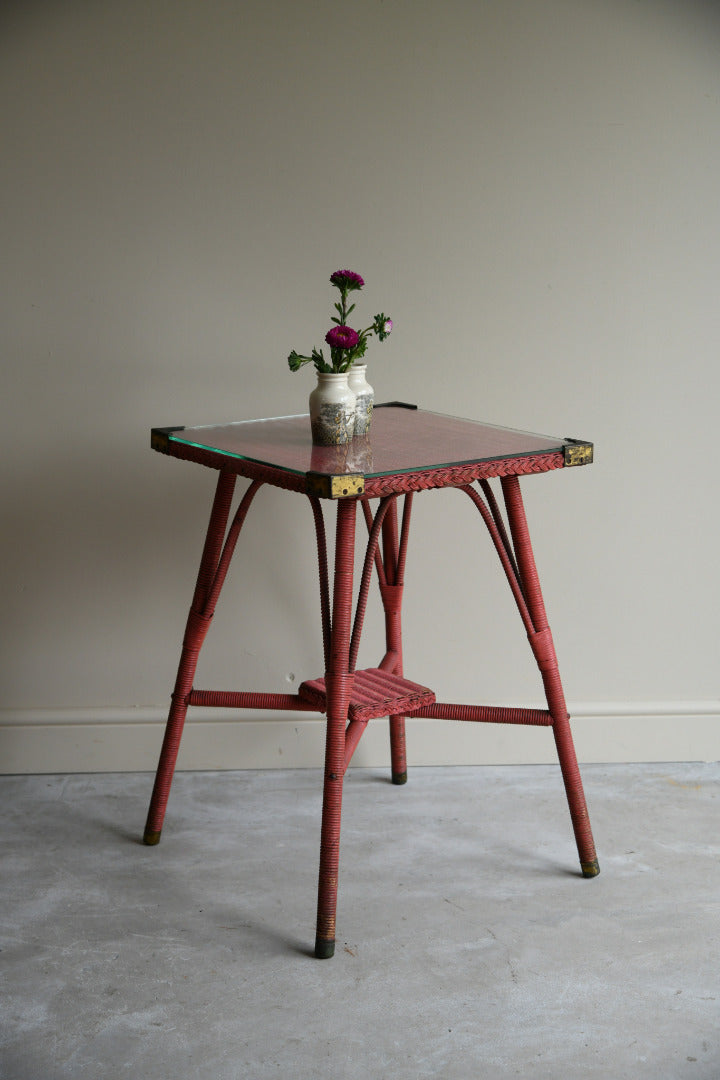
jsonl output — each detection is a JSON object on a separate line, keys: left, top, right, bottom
{"left": 144, "top": 405, "right": 599, "bottom": 958}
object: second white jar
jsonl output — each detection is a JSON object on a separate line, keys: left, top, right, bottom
{"left": 348, "top": 363, "right": 374, "bottom": 437}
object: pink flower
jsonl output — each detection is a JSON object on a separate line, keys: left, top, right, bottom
{"left": 325, "top": 325, "right": 360, "bottom": 350}
{"left": 330, "top": 270, "right": 364, "bottom": 291}
{"left": 372, "top": 312, "right": 393, "bottom": 341}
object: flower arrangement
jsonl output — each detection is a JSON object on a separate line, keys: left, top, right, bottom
{"left": 288, "top": 270, "right": 392, "bottom": 374}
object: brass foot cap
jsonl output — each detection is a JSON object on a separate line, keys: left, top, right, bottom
{"left": 392, "top": 771, "right": 408, "bottom": 786}
{"left": 314, "top": 938, "right": 335, "bottom": 960}
{"left": 143, "top": 829, "right": 162, "bottom": 846}
{"left": 581, "top": 859, "right": 600, "bottom": 878}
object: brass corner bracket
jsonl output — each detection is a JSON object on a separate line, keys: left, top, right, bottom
{"left": 151, "top": 426, "right": 185, "bottom": 454}
{"left": 563, "top": 439, "right": 594, "bottom": 467}
{"left": 305, "top": 473, "right": 365, "bottom": 499}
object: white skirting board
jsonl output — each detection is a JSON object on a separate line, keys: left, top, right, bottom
{"left": 0, "top": 702, "right": 718, "bottom": 773}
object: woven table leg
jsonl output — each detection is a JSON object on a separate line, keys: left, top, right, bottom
{"left": 354, "top": 495, "right": 408, "bottom": 781}
{"left": 143, "top": 607, "right": 216, "bottom": 845}
{"left": 501, "top": 475, "right": 599, "bottom": 877}
{"left": 143, "top": 470, "right": 238, "bottom": 845}
{"left": 315, "top": 498, "right": 357, "bottom": 959}
{"left": 382, "top": 495, "right": 413, "bottom": 784}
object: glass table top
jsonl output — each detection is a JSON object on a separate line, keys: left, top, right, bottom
{"left": 158, "top": 407, "right": 584, "bottom": 479}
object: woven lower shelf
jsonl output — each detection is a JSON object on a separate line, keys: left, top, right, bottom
{"left": 298, "top": 668, "right": 436, "bottom": 722}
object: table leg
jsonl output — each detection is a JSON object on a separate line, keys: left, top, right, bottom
{"left": 315, "top": 498, "right": 357, "bottom": 958}
{"left": 143, "top": 471, "right": 236, "bottom": 844}
{"left": 500, "top": 475, "right": 600, "bottom": 877}
{"left": 380, "top": 495, "right": 413, "bottom": 784}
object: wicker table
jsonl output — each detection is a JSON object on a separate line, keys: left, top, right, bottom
{"left": 145, "top": 405, "right": 599, "bottom": 958}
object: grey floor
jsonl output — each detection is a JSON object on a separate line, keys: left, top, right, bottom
{"left": 2, "top": 763, "right": 719, "bottom": 1080}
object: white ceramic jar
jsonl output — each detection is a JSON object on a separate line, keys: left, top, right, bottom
{"left": 308, "top": 372, "right": 357, "bottom": 445}
{"left": 348, "top": 363, "right": 374, "bottom": 437}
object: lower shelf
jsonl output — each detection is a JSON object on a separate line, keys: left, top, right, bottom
{"left": 298, "top": 668, "right": 436, "bottom": 722}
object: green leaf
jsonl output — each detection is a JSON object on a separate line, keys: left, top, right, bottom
{"left": 288, "top": 349, "right": 312, "bottom": 372}
{"left": 311, "top": 347, "right": 332, "bottom": 374}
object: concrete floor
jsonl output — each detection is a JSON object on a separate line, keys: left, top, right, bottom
{"left": 1, "top": 763, "right": 719, "bottom": 1080}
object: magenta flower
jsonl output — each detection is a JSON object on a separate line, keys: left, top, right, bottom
{"left": 330, "top": 270, "right": 365, "bottom": 291}
{"left": 287, "top": 270, "right": 392, "bottom": 374}
{"left": 325, "top": 325, "right": 360, "bottom": 350}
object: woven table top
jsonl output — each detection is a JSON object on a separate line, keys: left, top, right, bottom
{"left": 152, "top": 406, "right": 592, "bottom": 498}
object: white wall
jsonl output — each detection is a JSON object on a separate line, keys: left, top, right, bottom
{"left": 2, "top": 0, "right": 719, "bottom": 771}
